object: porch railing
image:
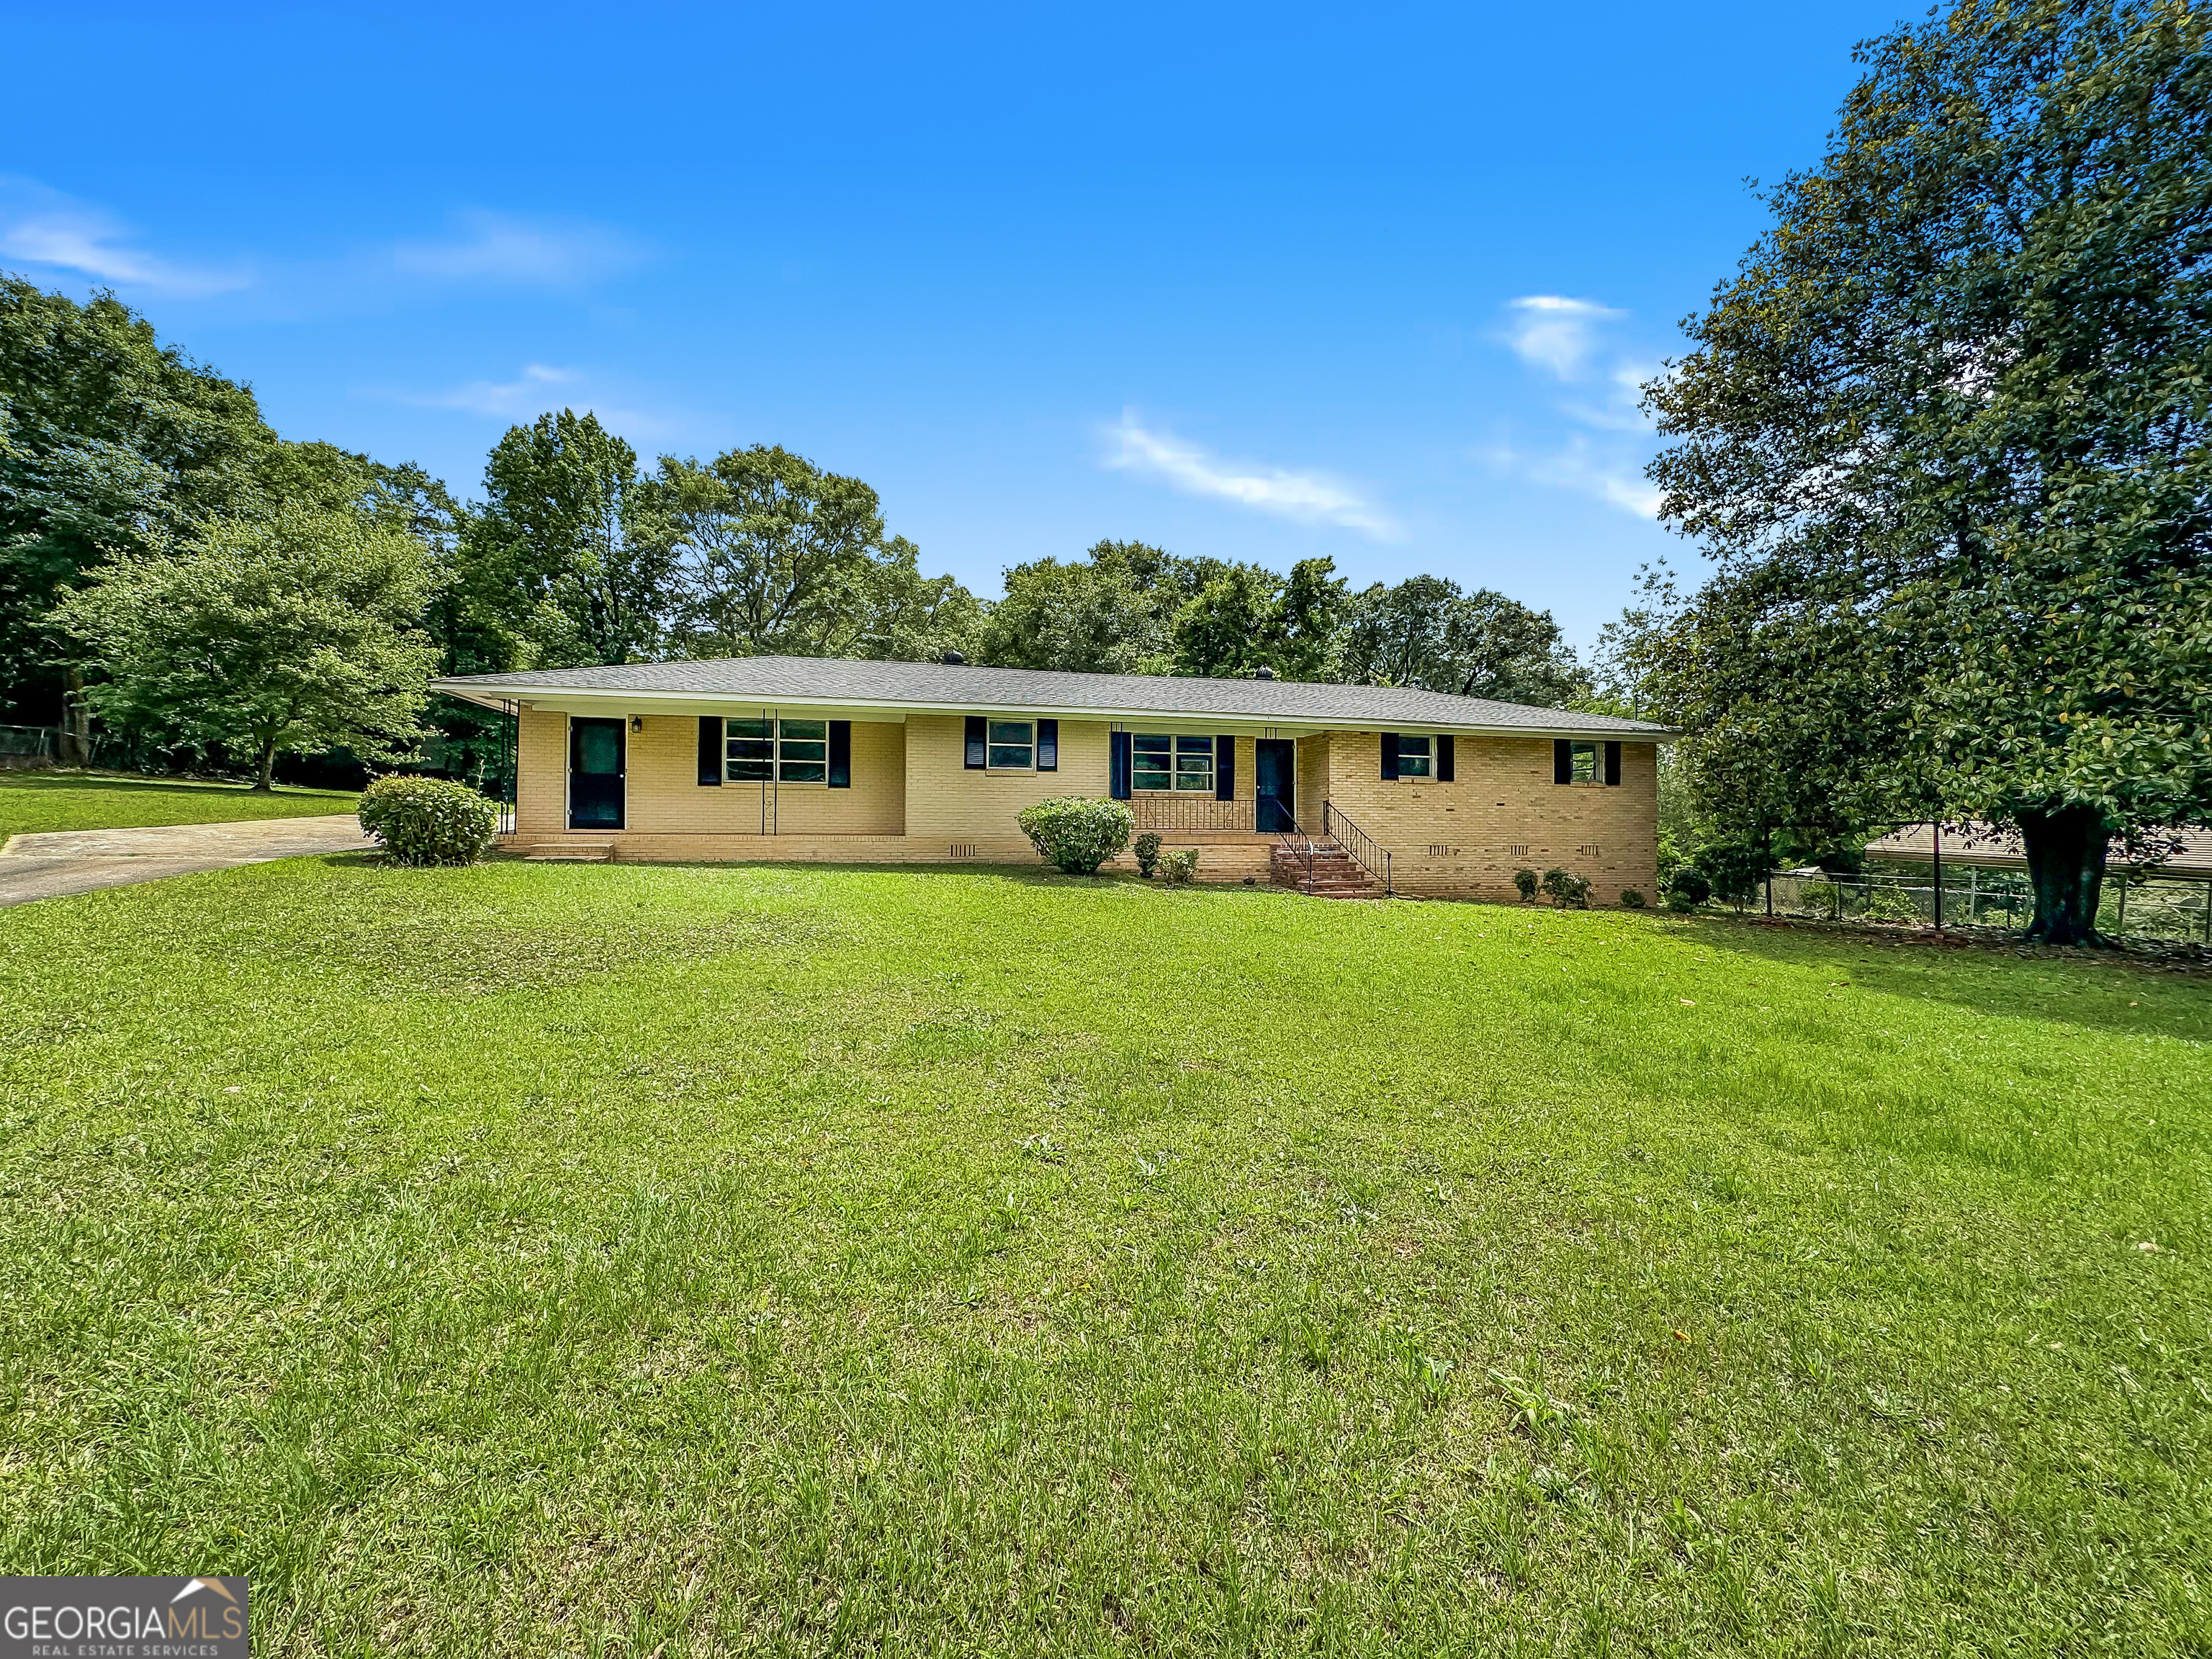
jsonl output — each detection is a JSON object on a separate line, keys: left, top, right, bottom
{"left": 1323, "top": 801, "right": 1392, "bottom": 895}
{"left": 1129, "top": 795, "right": 1255, "bottom": 834}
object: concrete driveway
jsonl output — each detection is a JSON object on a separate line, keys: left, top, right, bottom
{"left": 0, "top": 815, "right": 374, "bottom": 907}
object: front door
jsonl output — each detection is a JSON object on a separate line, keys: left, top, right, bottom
{"left": 1255, "top": 738, "right": 1296, "bottom": 832}
{"left": 569, "top": 717, "right": 626, "bottom": 830}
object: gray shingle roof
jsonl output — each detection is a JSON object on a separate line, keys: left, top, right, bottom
{"left": 433, "top": 655, "right": 1673, "bottom": 737}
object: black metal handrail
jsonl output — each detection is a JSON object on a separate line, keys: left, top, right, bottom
{"left": 1273, "top": 817, "right": 1316, "bottom": 894}
{"left": 1323, "top": 801, "right": 1392, "bottom": 895}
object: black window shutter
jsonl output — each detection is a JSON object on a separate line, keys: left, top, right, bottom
{"left": 1437, "top": 734, "right": 1455, "bottom": 782}
{"left": 964, "top": 715, "right": 986, "bottom": 769}
{"left": 697, "top": 716, "right": 722, "bottom": 786}
{"left": 1380, "top": 732, "right": 1399, "bottom": 781}
{"left": 1036, "top": 718, "right": 1058, "bottom": 772}
{"left": 1604, "top": 739, "right": 1622, "bottom": 786}
{"left": 1215, "top": 734, "right": 1235, "bottom": 801}
{"left": 828, "top": 720, "right": 851, "bottom": 788}
{"left": 1110, "top": 730, "right": 1132, "bottom": 799}
{"left": 1554, "top": 739, "right": 1573, "bottom": 784}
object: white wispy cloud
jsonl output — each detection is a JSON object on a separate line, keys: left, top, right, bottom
{"left": 1480, "top": 436, "right": 1662, "bottom": 519}
{"left": 390, "top": 211, "right": 647, "bottom": 287}
{"left": 1484, "top": 297, "right": 1666, "bottom": 520}
{"left": 378, "top": 362, "right": 683, "bottom": 441}
{"left": 1102, "top": 413, "right": 1400, "bottom": 539}
{"left": 1501, "top": 295, "right": 1624, "bottom": 381}
{"left": 0, "top": 177, "right": 251, "bottom": 297}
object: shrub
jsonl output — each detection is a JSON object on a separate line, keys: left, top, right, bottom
{"left": 356, "top": 775, "right": 499, "bottom": 866}
{"left": 1133, "top": 831, "right": 1163, "bottom": 878}
{"left": 1797, "top": 878, "right": 1839, "bottom": 919}
{"left": 1512, "top": 867, "right": 1539, "bottom": 902}
{"left": 1160, "top": 848, "right": 1200, "bottom": 886}
{"left": 1664, "top": 864, "right": 1713, "bottom": 910}
{"left": 1540, "top": 867, "right": 1591, "bottom": 909}
{"left": 1017, "top": 796, "right": 1134, "bottom": 875}
{"left": 1619, "top": 889, "right": 1647, "bottom": 909}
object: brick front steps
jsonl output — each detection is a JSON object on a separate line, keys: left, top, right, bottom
{"left": 1270, "top": 838, "right": 1383, "bottom": 898}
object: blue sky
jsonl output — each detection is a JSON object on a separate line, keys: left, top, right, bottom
{"left": 1, "top": 1, "right": 1903, "bottom": 647}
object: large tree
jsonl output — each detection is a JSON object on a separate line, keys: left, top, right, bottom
{"left": 1643, "top": 0, "right": 2212, "bottom": 943}
{"left": 1170, "top": 556, "right": 1350, "bottom": 679}
{"left": 1336, "top": 575, "right": 1587, "bottom": 703}
{"left": 468, "top": 410, "right": 676, "bottom": 668}
{"left": 0, "top": 276, "right": 276, "bottom": 745}
{"left": 50, "top": 501, "right": 439, "bottom": 790}
{"left": 656, "top": 444, "right": 976, "bottom": 660}
{"left": 979, "top": 540, "right": 1190, "bottom": 674}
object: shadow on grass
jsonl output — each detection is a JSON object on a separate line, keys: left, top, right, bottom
{"left": 1676, "top": 912, "right": 2212, "bottom": 1043}
{"left": 0, "top": 770, "right": 348, "bottom": 799}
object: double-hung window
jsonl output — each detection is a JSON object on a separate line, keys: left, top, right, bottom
{"left": 1133, "top": 734, "right": 1214, "bottom": 792}
{"left": 726, "top": 718, "right": 829, "bottom": 783}
{"left": 1568, "top": 741, "right": 1599, "bottom": 783}
{"left": 1396, "top": 734, "right": 1434, "bottom": 778}
{"left": 988, "top": 720, "right": 1034, "bottom": 770}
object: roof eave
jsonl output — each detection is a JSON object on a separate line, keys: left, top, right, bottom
{"left": 428, "top": 677, "right": 1677, "bottom": 742}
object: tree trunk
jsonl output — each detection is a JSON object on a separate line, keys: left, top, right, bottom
{"left": 2018, "top": 805, "right": 2110, "bottom": 945}
{"left": 254, "top": 735, "right": 278, "bottom": 792}
{"left": 59, "top": 667, "right": 91, "bottom": 768}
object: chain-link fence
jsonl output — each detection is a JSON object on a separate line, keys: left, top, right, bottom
{"left": 1761, "top": 866, "right": 2212, "bottom": 942}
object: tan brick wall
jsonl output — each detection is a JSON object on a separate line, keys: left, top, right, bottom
{"left": 1311, "top": 730, "right": 1658, "bottom": 904}
{"left": 901, "top": 714, "right": 1112, "bottom": 845}
{"left": 515, "top": 711, "right": 904, "bottom": 837}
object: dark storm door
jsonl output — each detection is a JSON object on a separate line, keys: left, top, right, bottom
{"left": 1255, "top": 739, "right": 1296, "bottom": 832}
{"left": 568, "top": 717, "right": 626, "bottom": 830}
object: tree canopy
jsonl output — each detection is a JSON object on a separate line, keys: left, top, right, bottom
{"left": 1637, "top": 0, "right": 2212, "bottom": 943}
{"left": 52, "top": 501, "right": 439, "bottom": 789}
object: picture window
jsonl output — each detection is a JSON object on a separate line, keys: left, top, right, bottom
{"left": 1133, "top": 733, "right": 1215, "bottom": 792}
{"left": 726, "top": 718, "right": 829, "bottom": 783}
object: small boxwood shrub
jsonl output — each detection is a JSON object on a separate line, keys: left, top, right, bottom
{"left": 1619, "top": 888, "right": 1647, "bottom": 909}
{"left": 1160, "top": 848, "right": 1200, "bottom": 886}
{"left": 1540, "top": 866, "right": 1591, "bottom": 909}
{"left": 1512, "top": 867, "right": 1539, "bottom": 902}
{"left": 1017, "top": 796, "right": 1134, "bottom": 875}
{"left": 357, "top": 775, "right": 500, "bottom": 866}
{"left": 1133, "top": 831, "right": 1163, "bottom": 878}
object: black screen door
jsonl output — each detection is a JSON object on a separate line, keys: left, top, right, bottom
{"left": 1255, "top": 738, "right": 1296, "bottom": 832}
{"left": 569, "top": 717, "right": 626, "bottom": 830}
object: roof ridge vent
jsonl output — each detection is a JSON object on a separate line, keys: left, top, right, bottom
{"left": 940, "top": 649, "right": 966, "bottom": 665}
{"left": 1254, "top": 665, "right": 1275, "bottom": 680}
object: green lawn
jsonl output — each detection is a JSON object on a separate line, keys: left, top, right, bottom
{"left": 0, "top": 770, "right": 358, "bottom": 840}
{"left": 1, "top": 860, "right": 2205, "bottom": 1656}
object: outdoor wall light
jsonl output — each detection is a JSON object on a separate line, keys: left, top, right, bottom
{"left": 630, "top": 716, "right": 644, "bottom": 734}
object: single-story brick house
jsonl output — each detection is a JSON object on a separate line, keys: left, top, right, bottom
{"left": 430, "top": 655, "right": 1673, "bottom": 901}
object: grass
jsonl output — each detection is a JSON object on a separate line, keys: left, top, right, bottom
{"left": 0, "top": 770, "right": 359, "bottom": 841}
{"left": 0, "top": 858, "right": 2206, "bottom": 1656}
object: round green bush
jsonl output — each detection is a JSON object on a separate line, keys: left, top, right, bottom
{"left": 1664, "top": 864, "right": 1713, "bottom": 909}
{"left": 1512, "top": 867, "right": 1539, "bottom": 902}
{"left": 357, "top": 774, "right": 500, "bottom": 866}
{"left": 1159, "top": 848, "right": 1200, "bottom": 886}
{"left": 1619, "top": 888, "right": 1647, "bottom": 909}
{"left": 1017, "top": 796, "right": 1135, "bottom": 875}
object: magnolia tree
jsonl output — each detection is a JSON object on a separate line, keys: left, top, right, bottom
{"left": 1640, "top": 0, "right": 2212, "bottom": 944}
{"left": 53, "top": 501, "right": 439, "bottom": 789}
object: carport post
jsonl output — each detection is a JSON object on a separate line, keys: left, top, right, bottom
{"left": 1930, "top": 823, "right": 1943, "bottom": 930}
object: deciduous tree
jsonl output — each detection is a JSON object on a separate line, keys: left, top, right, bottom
{"left": 50, "top": 502, "right": 439, "bottom": 790}
{"left": 1644, "top": 0, "right": 2212, "bottom": 943}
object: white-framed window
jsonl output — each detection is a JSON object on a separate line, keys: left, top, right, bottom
{"left": 727, "top": 718, "right": 829, "bottom": 783}
{"left": 1133, "top": 733, "right": 1214, "bottom": 792}
{"left": 988, "top": 720, "right": 1034, "bottom": 770}
{"left": 1397, "top": 734, "right": 1434, "bottom": 778}
{"left": 1569, "top": 741, "right": 1599, "bottom": 783}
